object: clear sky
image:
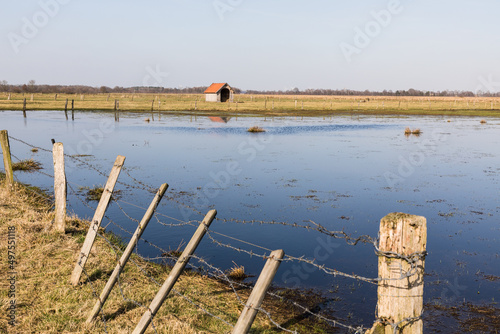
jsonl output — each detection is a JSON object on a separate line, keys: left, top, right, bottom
{"left": 1, "top": 0, "right": 499, "bottom": 92}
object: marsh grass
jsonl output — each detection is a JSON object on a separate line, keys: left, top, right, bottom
{"left": 227, "top": 261, "right": 247, "bottom": 281}
{"left": 78, "top": 185, "right": 121, "bottom": 201}
{"left": 405, "top": 127, "right": 422, "bottom": 137}
{"left": 247, "top": 126, "right": 265, "bottom": 133}
{"left": 12, "top": 159, "right": 42, "bottom": 171}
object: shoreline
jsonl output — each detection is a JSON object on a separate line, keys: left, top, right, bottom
{"left": 1, "top": 92, "right": 500, "bottom": 118}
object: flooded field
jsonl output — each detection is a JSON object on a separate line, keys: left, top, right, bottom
{"left": 1, "top": 110, "right": 499, "bottom": 330}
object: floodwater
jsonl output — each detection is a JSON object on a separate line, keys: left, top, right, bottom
{"left": 1, "top": 110, "right": 499, "bottom": 329}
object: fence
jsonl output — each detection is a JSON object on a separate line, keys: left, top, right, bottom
{"left": 1, "top": 129, "right": 427, "bottom": 334}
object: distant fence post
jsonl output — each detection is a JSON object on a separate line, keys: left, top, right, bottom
{"left": 52, "top": 143, "right": 66, "bottom": 233}
{"left": 70, "top": 155, "right": 126, "bottom": 285}
{"left": 232, "top": 249, "right": 284, "bottom": 334}
{"left": 23, "top": 98, "right": 26, "bottom": 117}
{"left": 0, "top": 130, "right": 14, "bottom": 188}
{"left": 367, "top": 213, "right": 427, "bottom": 334}
{"left": 86, "top": 183, "right": 169, "bottom": 323}
{"left": 64, "top": 99, "right": 68, "bottom": 120}
{"left": 132, "top": 210, "right": 217, "bottom": 334}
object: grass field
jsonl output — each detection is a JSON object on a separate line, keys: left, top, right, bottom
{"left": 1, "top": 92, "right": 500, "bottom": 117}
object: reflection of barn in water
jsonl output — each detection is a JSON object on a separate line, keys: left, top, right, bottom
{"left": 209, "top": 116, "right": 231, "bottom": 123}
{"left": 204, "top": 83, "right": 234, "bottom": 102}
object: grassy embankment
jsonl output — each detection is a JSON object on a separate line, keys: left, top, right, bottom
{"left": 1, "top": 92, "right": 500, "bottom": 117}
{"left": 0, "top": 174, "right": 331, "bottom": 333}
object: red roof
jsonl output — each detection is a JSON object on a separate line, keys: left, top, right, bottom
{"left": 204, "top": 83, "right": 227, "bottom": 94}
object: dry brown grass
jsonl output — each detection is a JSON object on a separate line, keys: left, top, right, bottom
{"left": 11, "top": 159, "right": 42, "bottom": 172}
{"left": 0, "top": 179, "right": 332, "bottom": 333}
{"left": 247, "top": 126, "right": 265, "bottom": 133}
{"left": 404, "top": 127, "right": 422, "bottom": 136}
{"left": 227, "top": 262, "right": 247, "bottom": 281}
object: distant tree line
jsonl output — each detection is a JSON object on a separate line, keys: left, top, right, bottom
{"left": 246, "top": 87, "right": 500, "bottom": 97}
{"left": 0, "top": 80, "right": 498, "bottom": 97}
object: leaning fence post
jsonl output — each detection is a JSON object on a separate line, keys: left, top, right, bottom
{"left": 52, "top": 143, "right": 66, "bottom": 233}
{"left": 86, "top": 183, "right": 169, "bottom": 323}
{"left": 0, "top": 130, "right": 14, "bottom": 188}
{"left": 232, "top": 249, "right": 284, "bottom": 334}
{"left": 132, "top": 210, "right": 217, "bottom": 334}
{"left": 366, "top": 213, "right": 427, "bottom": 334}
{"left": 70, "top": 155, "right": 126, "bottom": 285}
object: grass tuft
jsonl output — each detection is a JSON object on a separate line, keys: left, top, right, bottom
{"left": 248, "top": 126, "right": 265, "bottom": 133}
{"left": 12, "top": 159, "right": 42, "bottom": 171}
{"left": 227, "top": 261, "right": 247, "bottom": 280}
{"left": 404, "top": 127, "right": 422, "bottom": 136}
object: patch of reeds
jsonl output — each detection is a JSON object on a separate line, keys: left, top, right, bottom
{"left": 31, "top": 148, "right": 39, "bottom": 153}
{"left": 480, "top": 119, "right": 487, "bottom": 124}
{"left": 12, "top": 159, "right": 42, "bottom": 172}
{"left": 227, "top": 261, "right": 247, "bottom": 280}
{"left": 404, "top": 127, "right": 421, "bottom": 136}
{"left": 247, "top": 126, "right": 265, "bottom": 133}
{"left": 79, "top": 185, "right": 121, "bottom": 201}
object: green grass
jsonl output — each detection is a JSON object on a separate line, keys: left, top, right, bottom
{"left": 1, "top": 92, "right": 500, "bottom": 117}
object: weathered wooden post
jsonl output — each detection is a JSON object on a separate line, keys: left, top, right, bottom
{"left": 71, "top": 99, "right": 75, "bottom": 120}
{"left": 367, "top": 213, "right": 427, "bottom": 334}
{"left": 132, "top": 210, "right": 217, "bottom": 334}
{"left": 23, "top": 98, "right": 27, "bottom": 117}
{"left": 87, "top": 183, "right": 169, "bottom": 323}
{"left": 114, "top": 99, "right": 117, "bottom": 111}
{"left": 0, "top": 130, "right": 14, "bottom": 188}
{"left": 232, "top": 249, "right": 285, "bottom": 334}
{"left": 151, "top": 100, "right": 154, "bottom": 111}
{"left": 52, "top": 143, "right": 66, "bottom": 233}
{"left": 70, "top": 156, "right": 126, "bottom": 285}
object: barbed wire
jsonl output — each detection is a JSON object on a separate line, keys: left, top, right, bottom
{"left": 6, "top": 134, "right": 425, "bottom": 333}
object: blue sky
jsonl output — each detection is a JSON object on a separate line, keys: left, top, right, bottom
{"left": 1, "top": 0, "right": 499, "bottom": 92}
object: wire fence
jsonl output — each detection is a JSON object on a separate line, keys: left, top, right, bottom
{"left": 4, "top": 134, "right": 427, "bottom": 334}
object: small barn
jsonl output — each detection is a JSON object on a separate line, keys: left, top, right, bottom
{"left": 204, "top": 83, "right": 234, "bottom": 102}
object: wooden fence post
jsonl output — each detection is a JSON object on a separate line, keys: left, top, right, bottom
{"left": 132, "top": 210, "right": 217, "bottom": 334}
{"left": 70, "top": 155, "right": 126, "bottom": 285}
{"left": 0, "top": 130, "right": 14, "bottom": 188}
{"left": 232, "top": 249, "right": 284, "bottom": 334}
{"left": 23, "top": 98, "right": 26, "bottom": 117}
{"left": 64, "top": 99, "right": 68, "bottom": 120}
{"left": 87, "top": 183, "right": 169, "bottom": 323}
{"left": 52, "top": 143, "right": 66, "bottom": 233}
{"left": 366, "top": 213, "right": 427, "bottom": 334}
